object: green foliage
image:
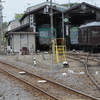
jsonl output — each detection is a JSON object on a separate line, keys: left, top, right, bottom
{"left": 0, "top": 34, "right": 6, "bottom": 45}
{"left": 14, "top": 13, "right": 24, "bottom": 19}
{"left": 2, "top": 22, "right": 8, "bottom": 29}
{"left": 3, "top": 36, "right": 6, "bottom": 45}
{"left": 62, "top": 2, "right": 80, "bottom": 7}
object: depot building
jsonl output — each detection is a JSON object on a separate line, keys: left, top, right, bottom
{"left": 5, "top": 1, "right": 100, "bottom": 52}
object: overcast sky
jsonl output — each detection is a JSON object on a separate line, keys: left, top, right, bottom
{"left": 2, "top": 0, "right": 100, "bottom": 22}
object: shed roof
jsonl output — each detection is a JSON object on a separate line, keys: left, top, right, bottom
{"left": 27, "top": 1, "right": 67, "bottom": 12}
{"left": 9, "top": 32, "right": 38, "bottom": 35}
{"left": 20, "top": 2, "right": 68, "bottom": 21}
{"left": 7, "top": 23, "right": 29, "bottom": 33}
{"left": 9, "top": 18, "right": 21, "bottom": 23}
{"left": 8, "top": 18, "right": 21, "bottom": 26}
{"left": 64, "top": 2, "right": 100, "bottom": 25}
{"left": 64, "top": 2, "right": 100, "bottom": 13}
{"left": 79, "top": 21, "right": 100, "bottom": 28}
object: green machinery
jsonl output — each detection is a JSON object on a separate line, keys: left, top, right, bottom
{"left": 38, "top": 24, "right": 57, "bottom": 50}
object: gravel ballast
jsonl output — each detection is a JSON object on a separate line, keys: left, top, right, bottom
{"left": 0, "top": 55, "right": 100, "bottom": 99}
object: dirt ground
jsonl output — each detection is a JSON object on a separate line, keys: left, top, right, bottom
{"left": 0, "top": 51, "right": 100, "bottom": 99}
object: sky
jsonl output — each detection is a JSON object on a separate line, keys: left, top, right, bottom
{"left": 2, "top": 0, "right": 100, "bottom": 22}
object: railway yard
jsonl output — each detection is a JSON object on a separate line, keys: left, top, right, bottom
{"left": 2, "top": 1, "right": 100, "bottom": 100}
{"left": 0, "top": 51, "right": 100, "bottom": 100}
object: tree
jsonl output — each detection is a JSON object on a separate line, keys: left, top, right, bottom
{"left": 14, "top": 13, "right": 24, "bottom": 19}
{"left": 1, "top": 22, "right": 8, "bottom": 46}
{"left": 62, "top": 2, "right": 80, "bottom": 8}
{"left": 2, "top": 22, "right": 8, "bottom": 29}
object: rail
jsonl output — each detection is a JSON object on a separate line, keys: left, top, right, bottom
{"left": 0, "top": 59, "right": 99, "bottom": 100}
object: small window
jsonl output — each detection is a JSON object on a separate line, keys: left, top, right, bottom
{"left": 83, "top": 29, "right": 87, "bottom": 36}
{"left": 39, "top": 31, "right": 48, "bottom": 38}
{"left": 21, "top": 35, "right": 24, "bottom": 38}
{"left": 92, "top": 30, "right": 98, "bottom": 36}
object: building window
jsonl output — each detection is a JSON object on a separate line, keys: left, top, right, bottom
{"left": 21, "top": 35, "right": 24, "bottom": 38}
{"left": 92, "top": 30, "right": 98, "bottom": 36}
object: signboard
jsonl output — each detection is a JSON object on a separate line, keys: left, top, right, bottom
{"left": 63, "top": 18, "right": 69, "bottom": 22}
{"left": 66, "top": 25, "right": 69, "bottom": 35}
{"left": 30, "top": 14, "right": 34, "bottom": 28}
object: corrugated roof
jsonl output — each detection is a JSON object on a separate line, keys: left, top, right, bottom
{"left": 9, "top": 18, "right": 21, "bottom": 23}
{"left": 64, "top": 2, "right": 100, "bottom": 13}
{"left": 79, "top": 21, "right": 100, "bottom": 28}
{"left": 56, "top": 7, "right": 66, "bottom": 11}
{"left": 20, "top": 2, "right": 68, "bottom": 21}
{"left": 27, "top": 1, "right": 67, "bottom": 12}
{"left": 8, "top": 18, "right": 21, "bottom": 26}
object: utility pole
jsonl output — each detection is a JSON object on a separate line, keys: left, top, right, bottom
{"left": 27, "top": 3, "right": 31, "bottom": 12}
{"left": 0, "top": 0, "right": 3, "bottom": 33}
{"left": 68, "top": 0, "right": 70, "bottom": 8}
{"left": 0, "top": 0, "right": 5, "bottom": 46}
{"left": 0, "top": 0, "right": 5, "bottom": 33}
{"left": 50, "top": 0, "right": 53, "bottom": 40}
{"left": 50, "top": 0, "right": 54, "bottom": 67}
{"left": 92, "top": 0, "right": 93, "bottom": 4}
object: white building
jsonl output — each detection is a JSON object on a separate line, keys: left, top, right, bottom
{"left": 8, "top": 19, "right": 21, "bottom": 31}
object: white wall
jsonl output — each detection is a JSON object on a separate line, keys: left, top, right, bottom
{"left": 28, "top": 35, "right": 35, "bottom": 52}
{"left": 11, "top": 34, "right": 36, "bottom": 53}
{"left": 21, "top": 16, "right": 29, "bottom": 25}
{"left": 8, "top": 20, "right": 21, "bottom": 31}
{"left": 21, "top": 34, "right": 27, "bottom": 48}
{"left": 13, "top": 35, "right": 20, "bottom": 52}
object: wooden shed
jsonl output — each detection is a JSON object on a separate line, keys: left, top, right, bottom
{"left": 6, "top": 23, "right": 38, "bottom": 53}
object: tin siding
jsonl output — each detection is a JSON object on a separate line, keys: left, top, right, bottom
{"left": 22, "top": 16, "right": 29, "bottom": 25}
{"left": 11, "top": 35, "right": 14, "bottom": 50}
{"left": 12, "top": 34, "right": 36, "bottom": 52}
{"left": 28, "top": 35, "right": 35, "bottom": 52}
{"left": 13, "top": 35, "right": 20, "bottom": 52}
{"left": 8, "top": 20, "right": 21, "bottom": 31}
{"left": 21, "top": 35, "right": 27, "bottom": 48}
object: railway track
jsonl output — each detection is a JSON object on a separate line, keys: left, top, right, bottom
{"left": 0, "top": 59, "right": 99, "bottom": 100}
{"left": 67, "top": 53, "right": 100, "bottom": 98}
{"left": 67, "top": 52, "right": 99, "bottom": 58}
{"left": 85, "top": 53, "right": 100, "bottom": 89}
